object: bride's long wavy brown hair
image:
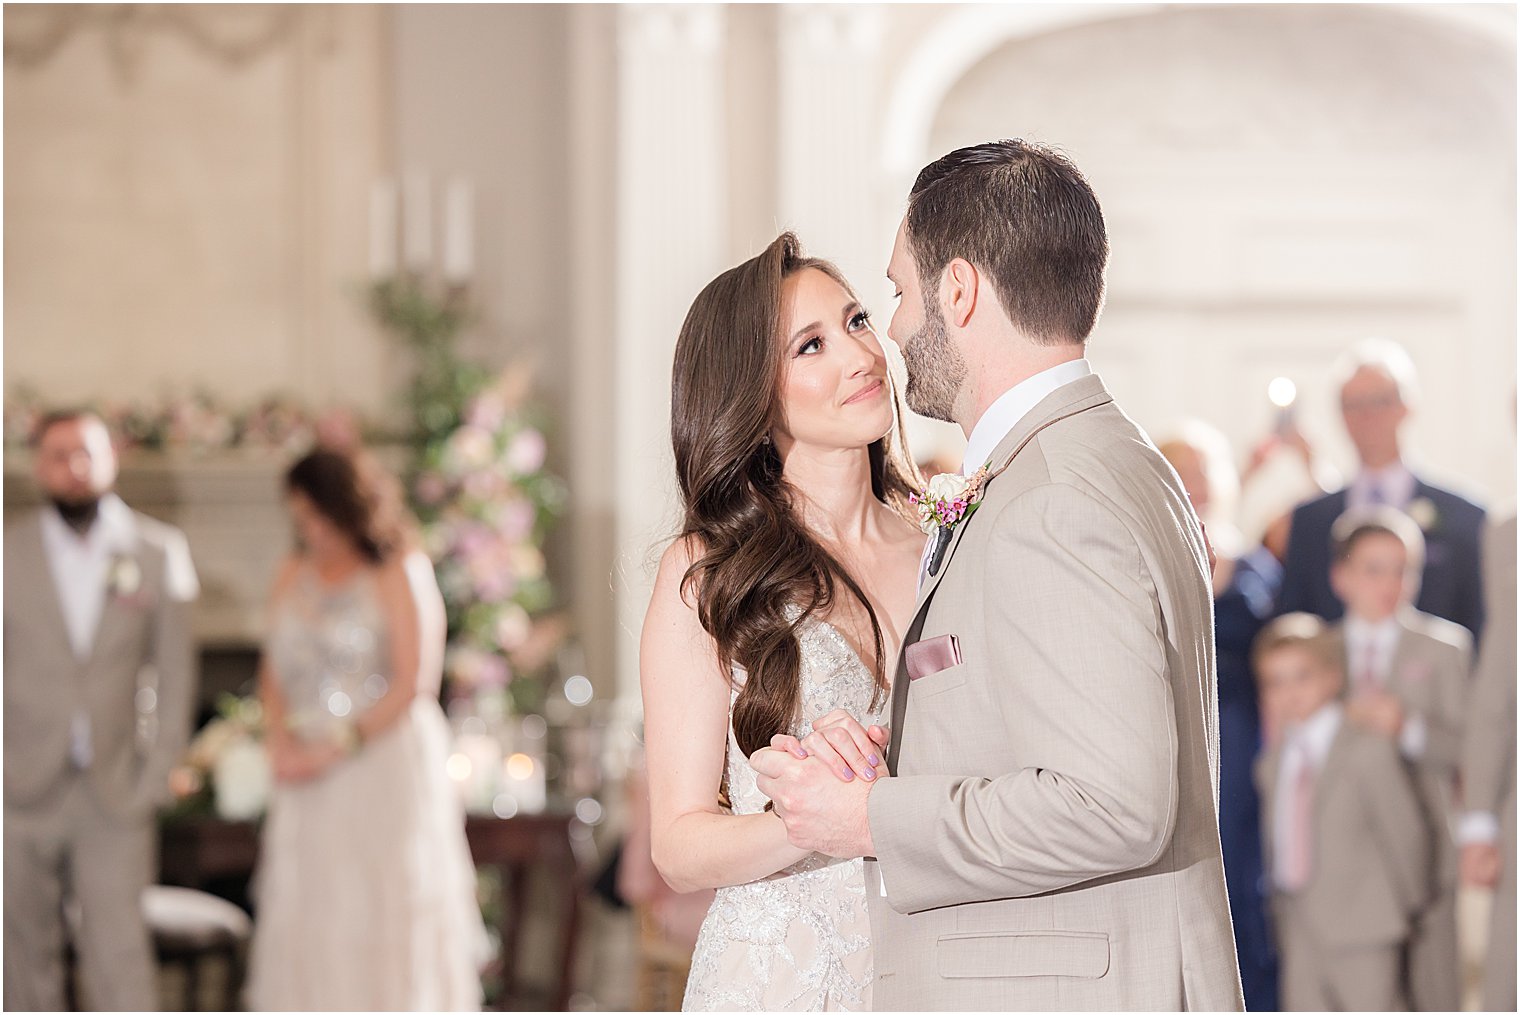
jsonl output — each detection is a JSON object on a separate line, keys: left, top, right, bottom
{"left": 671, "top": 232, "right": 922, "bottom": 758}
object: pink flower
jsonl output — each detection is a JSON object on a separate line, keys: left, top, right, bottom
{"left": 415, "top": 471, "right": 448, "bottom": 506}
{"left": 505, "top": 429, "right": 546, "bottom": 475}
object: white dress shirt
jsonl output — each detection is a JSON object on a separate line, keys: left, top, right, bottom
{"left": 38, "top": 494, "right": 198, "bottom": 769}
{"left": 1343, "top": 614, "right": 1427, "bottom": 758}
{"left": 960, "top": 358, "right": 1094, "bottom": 476}
{"left": 1273, "top": 702, "right": 1343, "bottom": 890}
{"left": 40, "top": 493, "right": 141, "bottom": 660}
{"left": 1347, "top": 461, "right": 1417, "bottom": 513}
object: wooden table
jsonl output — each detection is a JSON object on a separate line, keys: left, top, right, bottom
{"left": 159, "top": 811, "right": 587, "bottom": 1010}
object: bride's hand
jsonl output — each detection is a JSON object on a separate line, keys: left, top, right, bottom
{"left": 770, "top": 710, "right": 889, "bottom": 783}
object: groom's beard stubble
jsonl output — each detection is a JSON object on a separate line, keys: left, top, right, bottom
{"left": 902, "top": 299, "right": 966, "bottom": 424}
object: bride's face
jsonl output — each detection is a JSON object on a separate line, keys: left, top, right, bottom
{"left": 773, "top": 266, "right": 893, "bottom": 454}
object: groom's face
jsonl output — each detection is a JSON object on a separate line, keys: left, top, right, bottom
{"left": 887, "top": 221, "right": 965, "bottom": 423}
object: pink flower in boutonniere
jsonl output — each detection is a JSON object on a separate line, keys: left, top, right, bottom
{"left": 910, "top": 468, "right": 991, "bottom": 536}
{"left": 911, "top": 467, "right": 992, "bottom": 578}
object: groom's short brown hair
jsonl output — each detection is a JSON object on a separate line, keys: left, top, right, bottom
{"left": 906, "top": 139, "right": 1108, "bottom": 345}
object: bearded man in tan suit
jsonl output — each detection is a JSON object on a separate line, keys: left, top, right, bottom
{"left": 753, "top": 140, "right": 1243, "bottom": 1010}
{"left": 4, "top": 411, "right": 199, "bottom": 1011}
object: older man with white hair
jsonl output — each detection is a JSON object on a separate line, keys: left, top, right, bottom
{"left": 1278, "top": 338, "right": 1486, "bottom": 645}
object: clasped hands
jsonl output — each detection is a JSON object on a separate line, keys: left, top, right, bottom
{"left": 1343, "top": 690, "right": 1405, "bottom": 739}
{"left": 749, "top": 709, "right": 889, "bottom": 859}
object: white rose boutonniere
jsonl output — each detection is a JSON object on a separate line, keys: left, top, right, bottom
{"left": 107, "top": 555, "right": 143, "bottom": 598}
{"left": 1406, "top": 497, "right": 1439, "bottom": 533}
{"left": 910, "top": 467, "right": 991, "bottom": 577}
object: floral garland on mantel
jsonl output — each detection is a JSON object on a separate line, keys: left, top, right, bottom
{"left": 2, "top": 385, "right": 359, "bottom": 457}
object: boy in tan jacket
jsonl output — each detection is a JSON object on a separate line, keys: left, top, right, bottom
{"left": 1256, "top": 613, "right": 1432, "bottom": 1011}
{"left": 1329, "top": 507, "right": 1471, "bottom": 1010}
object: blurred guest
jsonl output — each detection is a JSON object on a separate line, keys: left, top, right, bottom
{"left": 1278, "top": 339, "right": 1486, "bottom": 641}
{"left": 1255, "top": 614, "right": 1430, "bottom": 1011}
{"left": 1460, "top": 514, "right": 1516, "bottom": 1011}
{"left": 1161, "top": 423, "right": 1280, "bottom": 1011}
{"left": 1329, "top": 508, "right": 1469, "bottom": 1011}
{"left": 246, "top": 448, "right": 487, "bottom": 1011}
{"left": 3, "top": 410, "right": 199, "bottom": 1010}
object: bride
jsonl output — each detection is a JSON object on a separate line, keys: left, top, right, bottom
{"left": 640, "top": 233, "right": 927, "bottom": 1010}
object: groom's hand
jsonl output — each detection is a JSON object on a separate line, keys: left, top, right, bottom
{"left": 751, "top": 747, "right": 876, "bottom": 859}
{"left": 770, "top": 710, "right": 890, "bottom": 782}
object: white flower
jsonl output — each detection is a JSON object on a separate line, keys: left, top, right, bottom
{"left": 213, "top": 737, "right": 271, "bottom": 821}
{"left": 925, "top": 472, "right": 971, "bottom": 503}
{"left": 109, "top": 556, "right": 142, "bottom": 596}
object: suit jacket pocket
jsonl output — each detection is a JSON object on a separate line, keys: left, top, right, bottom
{"left": 908, "top": 662, "right": 968, "bottom": 697}
{"left": 936, "top": 930, "right": 1110, "bottom": 979}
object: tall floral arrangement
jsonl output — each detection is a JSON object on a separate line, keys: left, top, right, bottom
{"left": 371, "top": 278, "right": 566, "bottom": 713}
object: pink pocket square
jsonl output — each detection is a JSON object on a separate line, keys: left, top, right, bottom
{"left": 906, "top": 634, "right": 962, "bottom": 681}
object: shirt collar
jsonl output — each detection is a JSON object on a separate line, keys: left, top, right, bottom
{"left": 961, "top": 358, "right": 1093, "bottom": 476}
{"left": 1352, "top": 461, "right": 1416, "bottom": 508}
{"left": 41, "top": 493, "right": 136, "bottom": 553}
{"left": 1288, "top": 701, "right": 1343, "bottom": 766}
{"left": 1344, "top": 613, "right": 1399, "bottom": 651}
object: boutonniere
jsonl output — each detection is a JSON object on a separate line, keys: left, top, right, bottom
{"left": 910, "top": 468, "right": 991, "bottom": 577}
{"left": 1406, "top": 497, "right": 1439, "bottom": 533}
{"left": 107, "top": 554, "right": 143, "bottom": 599}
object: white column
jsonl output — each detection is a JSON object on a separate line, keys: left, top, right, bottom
{"left": 612, "top": 5, "right": 728, "bottom": 707}
{"left": 776, "top": 5, "right": 887, "bottom": 299}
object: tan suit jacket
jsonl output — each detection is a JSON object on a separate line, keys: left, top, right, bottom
{"left": 1257, "top": 723, "right": 1431, "bottom": 949}
{"left": 1463, "top": 515, "right": 1517, "bottom": 1010}
{"left": 1334, "top": 608, "right": 1471, "bottom": 1008}
{"left": 1257, "top": 723, "right": 1430, "bottom": 1011}
{"left": 864, "top": 374, "right": 1243, "bottom": 1011}
{"left": 1334, "top": 609, "right": 1471, "bottom": 797}
{"left": 3, "top": 509, "right": 198, "bottom": 819}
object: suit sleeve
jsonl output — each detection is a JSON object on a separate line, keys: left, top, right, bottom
{"left": 1365, "top": 737, "right": 1434, "bottom": 913}
{"left": 1462, "top": 520, "right": 1516, "bottom": 818}
{"left": 869, "top": 483, "right": 1180, "bottom": 914}
{"left": 136, "top": 529, "right": 200, "bottom": 810}
{"left": 1419, "top": 634, "right": 1473, "bottom": 776}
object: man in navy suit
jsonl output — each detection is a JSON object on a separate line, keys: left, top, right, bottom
{"left": 1279, "top": 339, "right": 1486, "bottom": 642}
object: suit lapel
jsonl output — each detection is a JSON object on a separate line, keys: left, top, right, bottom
{"left": 23, "top": 515, "right": 80, "bottom": 661}
{"left": 910, "top": 374, "right": 1114, "bottom": 611}
{"left": 1386, "top": 611, "right": 1421, "bottom": 699}
{"left": 886, "top": 374, "right": 1114, "bottom": 772}
{"left": 1312, "top": 722, "right": 1350, "bottom": 835}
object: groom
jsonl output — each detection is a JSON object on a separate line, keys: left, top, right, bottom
{"left": 752, "top": 140, "right": 1243, "bottom": 1010}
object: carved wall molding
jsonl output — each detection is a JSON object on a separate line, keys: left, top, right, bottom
{"left": 3, "top": 4, "right": 336, "bottom": 84}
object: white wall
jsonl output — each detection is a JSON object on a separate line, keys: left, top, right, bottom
{"left": 3, "top": 5, "right": 393, "bottom": 414}
{"left": 923, "top": 4, "right": 1517, "bottom": 511}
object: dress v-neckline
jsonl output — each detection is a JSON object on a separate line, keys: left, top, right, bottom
{"left": 808, "top": 613, "right": 896, "bottom": 692}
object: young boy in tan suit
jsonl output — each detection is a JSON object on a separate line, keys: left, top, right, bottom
{"left": 1256, "top": 613, "right": 1431, "bottom": 1011}
{"left": 1329, "top": 507, "right": 1471, "bottom": 1010}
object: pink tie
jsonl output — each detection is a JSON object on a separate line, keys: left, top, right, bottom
{"left": 1282, "top": 748, "right": 1317, "bottom": 892}
{"left": 1357, "top": 641, "right": 1379, "bottom": 696}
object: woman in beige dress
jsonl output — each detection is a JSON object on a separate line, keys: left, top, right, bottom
{"left": 246, "top": 448, "right": 488, "bottom": 1011}
{"left": 641, "top": 234, "right": 927, "bottom": 1010}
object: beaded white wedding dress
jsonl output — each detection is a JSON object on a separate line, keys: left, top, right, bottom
{"left": 682, "top": 613, "right": 887, "bottom": 1012}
